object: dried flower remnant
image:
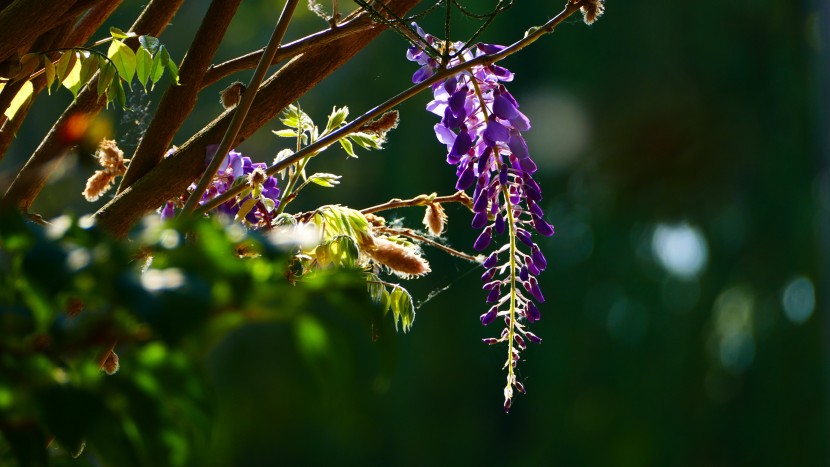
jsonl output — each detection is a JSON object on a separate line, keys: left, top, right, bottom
{"left": 407, "top": 26, "right": 555, "bottom": 411}
{"left": 83, "top": 139, "right": 128, "bottom": 202}
{"left": 102, "top": 351, "right": 120, "bottom": 375}
{"left": 575, "top": 0, "right": 605, "bottom": 25}
{"left": 220, "top": 81, "right": 246, "bottom": 109}
{"left": 423, "top": 202, "right": 447, "bottom": 236}
{"left": 360, "top": 110, "right": 400, "bottom": 137}
{"left": 365, "top": 236, "right": 431, "bottom": 279}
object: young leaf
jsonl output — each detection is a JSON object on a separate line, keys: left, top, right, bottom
{"left": 135, "top": 47, "right": 153, "bottom": 92}
{"left": 307, "top": 173, "right": 341, "bottom": 188}
{"left": 61, "top": 52, "right": 84, "bottom": 100}
{"left": 159, "top": 47, "right": 179, "bottom": 85}
{"left": 2, "top": 80, "right": 33, "bottom": 120}
{"left": 235, "top": 198, "right": 258, "bottom": 222}
{"left": 339, "top": 137, "right": 357, "bottom": 158}
{"left": 107, "top": 39, "right": 136, "bottom": 89}
{"left": 78, "top": 52, "right": 97, "bottom": 88}
{"left": 349, "top": 132, "right": 382, "bottom": 150}
{"left": 109, "top": 27, "right": 136, "bottom": 39}
{"left": 273, "top": 129, "right": 298, "bottom": 138}
{"left": 325, "top": 106, "right": 349, "bottom": 133}
{"left": 149, "top": 50, "right": 165, "bottom": 89}
{"left": 14, "top": 53, "right": 39, "bottom": 81}
{"left": 261, "top": 198, "right": 276, "bottom": 213}
{"left": 42, "top": 56, "right": 55, "bottom": 94}
{"left": 55, "top": 50, "right": 74, "bottom": 83}
{"left": 96, "top": 61, "right": 116, "bottom": 97}
{"left": 139, "top": 35, "right": 160, "bottom": 55}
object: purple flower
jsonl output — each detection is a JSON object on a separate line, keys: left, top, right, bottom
{"left": 406, "top": 26, "right": 554, "bottom": 410}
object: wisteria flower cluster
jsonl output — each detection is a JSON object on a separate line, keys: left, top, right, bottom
{"left": 407, "top": 25, "right": 554, "bottom": 411}
{"left": 161, "top": 145, "right": 281, "bottom": 227}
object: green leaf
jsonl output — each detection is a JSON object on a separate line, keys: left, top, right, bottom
{"left": 389, "top": 286, "right": 415, "bottom": 332}
{"left": 261, "top": 198, "right": 276, "bottom": 213}
{"left": 235, "top": 198, "right": 258, "bottom": 222}
{"left": 96, "top": 59, "right": 116, "bottom": 97}
{"left": 55, "top": 50, "right": 74, "bottom": 83}
{"left": 109, "top": 27, "right": 136, "bottom": 39}
{"left": 139, "top": 35, "right": 161, "bottom": 55}
{"left": 149, "top": 49, "right": 166, "bottom": 89}
{"left": 349, "top": 132, "right": 382, "bottom": 150}
{"left": 78, "top": 52, "right": 97, "bottom": 88}
{"left": 61, "top": 52, "right": 84, "bottom": 99}
{"left": 273, "top": 129, "right": 298, "bottom": 138}
{"left": 339, "top": 137, "right": 356, "bottom": 158}
{"left": 162, "top": 47, "right": 179, "bottom": 85}
{"left": 325, "top": 106, "right": 349, "bottom": 133}
{"left": 135, "top": 46, "right": 153, "bottom": 92}
{"left": 107, "top": 39, "right": 136, "bottom": 89}
{"left": 307, "top": 173, "right": 341, "bottom": 188}
{"left": 42, "top": 56, "right": 55, "bottom": 94}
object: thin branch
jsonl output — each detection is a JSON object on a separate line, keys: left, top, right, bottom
{"left": 377, "top": 225, "right": 481, "bottom": 263}
{"left": 201, "top": 20, "right": 374, "bottom": 89}
{"left": 361, "top": 190, "right": 472, "bottom": 215}
{"left": 0, "top": 0, "right": 185, "bottom": 211}
{"left": 181, "top": 0, "right": 301, "bottom": 214}
{"left": 118, "top": 0, "right": 245, "bottom": 193}
{"left": 194, "top": 0, "right": 582, "bottom": 216}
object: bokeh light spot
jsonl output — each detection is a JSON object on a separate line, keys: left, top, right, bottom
{"left": 651, "top": 223, "right": 708, "bottom": 278}
{"left": 781, "top": 275, "right": 815, "bottom": 325}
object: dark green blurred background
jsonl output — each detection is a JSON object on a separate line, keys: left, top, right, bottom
{"left": 1, "top": 1, "right": 827, "bottom": 465}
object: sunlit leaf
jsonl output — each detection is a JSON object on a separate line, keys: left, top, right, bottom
{"left": 307, "top": 173, "right": 341, "bottom": 188}
{"left": 273, "top": 129, "right": 298, "bottom": 138}
{"left": 96, "top": 60, "right": 116, "bottom": 97}
{"left": 107, "top": 39, "right": 136, "bottom": 89}
{"left": 2, "top": 80, "right": 33, "bottom": 120}
{"left": 109, "top": 27, "right": 136, "bottom": 39}
{"left": 235, "top": 198, "right": 258, "bottom": 222}
{"left": 325, "top": 106, "right": 349, "bottom": 134}
{"left": 42, "top": 56, "right": 55, "bottom": 94}
{"left": 339, "top": 137, "right": 356, "bottom": 158}
{"left": 135, "top": 47, "right": 153, "bottom": 92}
{"left": 55, "top": 50, "right": 74, "bottom": 83}
{"left": 149, "top": 49, "right": 165, "bottom": 89}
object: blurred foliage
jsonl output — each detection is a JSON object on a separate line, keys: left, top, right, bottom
{"left": 0, "top": 209, "right": 397, "bottom": 465}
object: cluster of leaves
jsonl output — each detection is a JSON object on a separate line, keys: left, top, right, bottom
{"left": 0, "top": 209, "right": 391, "bottom": 465}
{"left": 0, "top": 27, "right": 178, "bottom": 119}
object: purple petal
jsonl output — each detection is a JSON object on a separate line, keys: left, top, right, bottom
{"left": 532, "top": 215, "right": 554, "bottom": 237}
{"left": 481, "top": 268, "right": 496, "bottom": 282}
{"left": 509, "top": 110, "right": 531, "bottom": 132}
{"left": 531, "top": 244, "right": 547, "bottom": 270}
{"left": 161, "top": 201, "right": 175, "bottom": 221}
{"left": 449, "top": 89, "right": 467, "bottom": 116}
{"left": 412, "top": 65, "right": 434, "bottom": 83}
{"left": 524, "top": 331, "right": 542, "bottom": 344}
{"left": 483, "top": 251, "right": 499, "bottom": 269}
{"left": 473, "top": 190, "right": 490, "bottom": 213}
{"left": 449, "top": 130, "right": 473, "bottom": 158}
{"left": 473, "top": 227, "right": 492, "bottom": 250}
{"left": 480, "top": 306, "right": 498, "bottom": 326}
{"left": 519, "top": 265, "right": 529, "bottom": 282}
{"left": 486, "top": 287, "right": 500, "bottom": 303}
{"left": 493, "top": 92, "right": 519, "bottom": 120}
{"left": 516, "top": 228, "right": 533, "bottom": 247}
{"left": 494, "top": 213, "right": 506, "bottom": 234}
{"left": 507, "top": 132, "right": 530, "bottom": 159}
{"left": 483, "top": 117, "right": 510, "bottom": 144}
{"left": 526, "top": 302, "right": 541, "bottom": 322}
{"left": 477, "top": 43, "right": 507, "bottom": 55}
{"left": 471, "top": 212, "right": 489, "bottom": 229}
{"left": 456, "top": 165, "right": 476, "bottom": 190}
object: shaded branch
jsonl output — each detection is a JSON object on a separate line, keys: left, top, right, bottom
{"left": 0, "top": 0, "right": 77, "bottom": 63}
{"left": 377, "top": 225, "right": 481, "bottom": 263}
{"left": 117, "top": 0, "right": 245, "bottom": 193}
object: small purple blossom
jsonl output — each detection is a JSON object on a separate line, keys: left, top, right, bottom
{"left": 406, "top": 26, "right": 554, "bottom": 411}
{"left": 160, "top": 145, "right": 281, "bottom": 228}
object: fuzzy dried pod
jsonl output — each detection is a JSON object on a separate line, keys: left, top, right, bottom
{"left": 102, "top": 351, "right": 120, "bottom": 375}
{"left": 578, "top": 0, "right": 605, "bottom": 25}
{"left": 422, "top": 202, "right": 447, "bottom": 236}
{"left": 83, "top": 169, "right": 118, "bottom": 202}
{"left": 96, "top": 139, "right": 126, "bottom": 172}
{"left": 220, "top": 81, "right": 246, "bottom": 109}
{"left": 360, "top": 110, "right": 399, "bottom": 136}
{"left": 366, "top": 237, "right": 431, "bottom": 278}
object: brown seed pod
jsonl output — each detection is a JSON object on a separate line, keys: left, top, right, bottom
{"left": 102, "top": 351, "right": 120, "bottom": 375}
{"left": 422, "top": 202, "right": 447, "bottom": 236}
{"left": 220, "top": 81, "right": 246, "bottom": 109}
{"left": 365, "top": 237, "right": 431, "bottom": 279}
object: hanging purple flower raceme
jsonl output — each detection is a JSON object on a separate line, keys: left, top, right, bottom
{"left": 160, "top": 145, "right": 281, "bottom": 228}
{"left": 407, "top": 26, "right": 554, "bottom": 411}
